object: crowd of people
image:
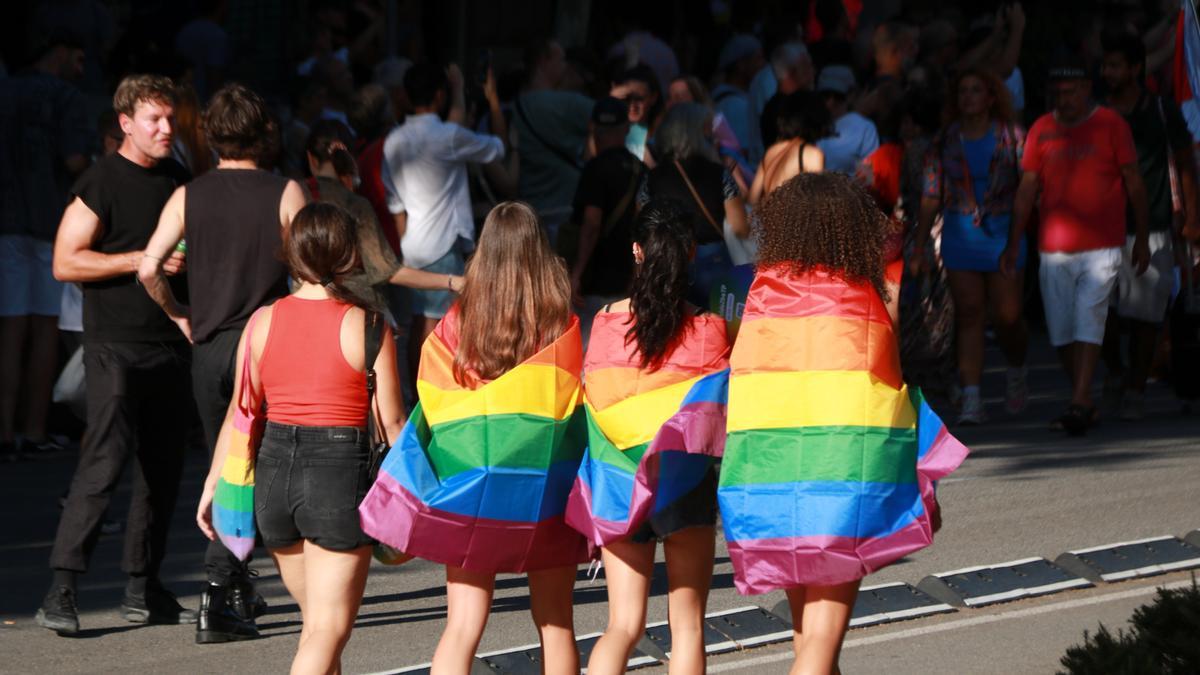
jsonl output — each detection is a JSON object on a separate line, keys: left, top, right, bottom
{"left": 3, "top": 0, "right": 1198, "bottom": 673}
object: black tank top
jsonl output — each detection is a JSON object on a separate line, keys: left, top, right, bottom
{"left": 185, "top": 168, "right": 290, "bottom": 343}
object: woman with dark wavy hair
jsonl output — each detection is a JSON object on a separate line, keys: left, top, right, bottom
{"left": 578, "top": 199, "right": 731, "bottom": 675}
{"left": 913, "top": 67, "right": 1029, "bottom": 425}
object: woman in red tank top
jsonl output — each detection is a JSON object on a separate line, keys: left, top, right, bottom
{"left": 197, "top": 203, "right": 406, "bottom": 674}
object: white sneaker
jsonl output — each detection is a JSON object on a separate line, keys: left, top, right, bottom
{"left": 957, "top": 391, "right": 987, "bottom": 425}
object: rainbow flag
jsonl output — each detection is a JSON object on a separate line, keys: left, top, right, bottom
{"left": 718, "top": 266, "right": 968, "bottom": 594}
{"left": 358, "top": 311, "right": 589, "bottom": 573}
{"left": 212, "top": 312, "right": 264, "bottom": 561}
{"left": 565, "top": 311, "right": 730, "bottom": 546}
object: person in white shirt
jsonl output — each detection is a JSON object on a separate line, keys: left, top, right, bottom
{"left": 382, "top": 62, "right": 506, "bottom": 372}
{"left": 815, "top": 65, "right": 879, "bottom": 175}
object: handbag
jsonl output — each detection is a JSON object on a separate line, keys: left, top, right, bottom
{"left": 364, "top": 310, "right": 389, "bottom": 480}
{"left": 363, "top": 310, "right": 414, "bottom": 565}
{"left": 213, "top": 310, "right": 266, "bottom": 561}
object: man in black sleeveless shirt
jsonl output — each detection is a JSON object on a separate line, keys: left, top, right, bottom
{"left": 40, "top": 75, "right": 194, "bottom": 636}
{"left": 139, "top": 83, "right": 307, "bottom": 643}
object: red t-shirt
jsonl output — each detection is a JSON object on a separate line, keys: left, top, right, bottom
{"left": 356, "top": 138, "right": 401, "bottom": 256}
{"left": 1022, "top": 107, "right": 1137, "bottom": 253}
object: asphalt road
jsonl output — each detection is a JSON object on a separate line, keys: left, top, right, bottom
{"left": 1, "top": 335, "right": 1197, "bottom": 674}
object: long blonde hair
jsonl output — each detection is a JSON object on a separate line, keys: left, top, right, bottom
{"left": 453, "top": 202, "right": 572, "bottom": 385}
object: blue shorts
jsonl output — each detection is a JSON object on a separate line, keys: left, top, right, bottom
{"left": 941, "top": 212, "right": 1025, "bottom": 272}
{"left": 408, "top": 240, "right": 467, "bottom": 319}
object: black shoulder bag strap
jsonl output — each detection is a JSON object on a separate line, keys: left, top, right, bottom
{"left": 364, "top": 310, "right": 389, "bottom": 480}
{"left": 515, "top": 95, "right": 583, "bottom": 170}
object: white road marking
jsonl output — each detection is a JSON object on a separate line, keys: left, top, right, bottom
{"left": 704, "top": 579, "right": 1193, "bottom": 673}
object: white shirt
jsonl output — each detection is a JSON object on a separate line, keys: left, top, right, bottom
{"left": 382, "top": 113, "right": 504, "bottom": 268}
{"left": 817, "top": 111, "right": 880, "bottom": 175}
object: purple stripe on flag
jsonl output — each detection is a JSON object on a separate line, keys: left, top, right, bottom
{"left": 360, "top": 468, "right": 589, "bottom": 574}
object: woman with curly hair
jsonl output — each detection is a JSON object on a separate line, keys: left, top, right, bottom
{"left": 570, "top": 199, "right": 730, "bottom": 674}
{"left": 913, "top": 67, "right": 1029, "bottom": 424}
{"left": 719, "top": 173, "right": 967, "bottom": 674}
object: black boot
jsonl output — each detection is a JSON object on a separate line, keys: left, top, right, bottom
{"left": 196, "top": 583, "right": 259, "bottom": 644}
{"left": 232, "top": 569, "right": 268, "bottom": 619}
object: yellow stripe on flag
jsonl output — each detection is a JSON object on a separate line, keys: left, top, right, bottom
{"left": 587, "top": 373, "right": 702, "bottom": 450}
{"left": 220, "top": 453, "right": 254, "bottom": 486}
{"left": 418, "top": 363, "right": 581, "bottom": 427}
{"left": 727, "top": 370, "right": 914, "bottom": 432}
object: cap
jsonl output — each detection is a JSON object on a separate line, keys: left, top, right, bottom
{"left": 816, "top": 65, "right": 857, "bottom": 95}
{"left": 718, "top": 34, "right": 763, "bottom": 73}
{"left": 592, "top": 96, "right": 628, "bottom": 126}
{"left": 1047, "top": 53, "right": 1089, "bottom": 82}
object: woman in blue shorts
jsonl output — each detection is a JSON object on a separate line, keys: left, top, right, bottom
{"left": 913, "top": 68, "right": 1029, "bottom": 425}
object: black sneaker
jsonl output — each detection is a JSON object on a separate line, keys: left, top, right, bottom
{"left": 196, "top": 583, "right": 259, "bottom": 644}
{"left": 35, "top": 586, "right": 80, "bottom": 635}
{"left": 122, "top": 580, "right": 198, "bottom": 624}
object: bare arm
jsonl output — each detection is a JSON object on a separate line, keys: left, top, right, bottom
{"left": 1122, "top": 163, "right": 1152, "bottom": 274}
{"left": 372, "top": 325, "right": 407, "bottom": 443}
{"left": 279, "top": 179, "right": 308, "bottom": 230}
{"left": 1001, "top": 171, "right": 1039, "bottom": 277}
{"left": 53, "top": 197, "right": 141, "bottom": 282}
{"left": 446, "top": 64, "right": 466, "bottom": 126}
{"left": 391, "top": 212, "right": 407, "bottom": 243}
{"left": 725, "top": 196, "right": 750, "bottom": 238}
{"left": 570, "top": 205, "right": 604, "bottom": 306}
{"left": 137, "top": 187, "right": 191, "bottom": 337}
{"left": 1177, "top": 144, "right": 1199, "bottom": 241}
{"left": 992, "top": 4, "right": 1026, "bottom": 79}
{"left": 389, "top": 266, "right": 463, "bottom": 292}
{"left": 748, "top": 160, "right": 766, "bottom": 206}
{"left": 196, "top": 314, "right": 267, "bottom": 540}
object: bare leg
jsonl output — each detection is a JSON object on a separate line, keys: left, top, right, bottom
{"left": 528, "top": 565, "right": 579, "bottom": 675}
{"left": 587, "top": 540, "right": 655, "bottom": 675}
{"left": 271, "top": 542, "right": 309, "bottom": 622}
{"left": 663, "top": 527, "right": 715, "bottom": 675}
{"left": 23, "top": 315, "right": 58, "bottom": 442}
{"left": 789, "top": 580, "right": 860, "bottom": 675}
{"left": 432, "top": 566, "right": 495, "bottom": 675}
{"left": 1071, "top": 342, "right": 1103, "bottom": 408}
{"left": 289, "top": 542, "right": 371, "bottom": 675}
{"left": 946, "top": 271, "right": 986, "bottom": 387}
{"left": 1056, "top": 344, "right": 1076, "bottom": 384}
{"left": 0, "top": 315, "right": 29, "bottom": 443}
{"left": 1101, "top": 309, "right": 1125, "bottom": 379}
{"left": 985, "top": 272, "right": 1027, "bottom": 368}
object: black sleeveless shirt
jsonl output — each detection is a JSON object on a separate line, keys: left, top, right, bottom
{"left": 185, "top": 168, "right": 290, "bottom": 343}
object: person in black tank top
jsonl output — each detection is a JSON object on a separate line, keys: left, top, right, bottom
{"left": 40, "top": 75, "right": 195, "bottom": 637}
{"left": 139, "top": 83, "right": 309, "bottom": 643}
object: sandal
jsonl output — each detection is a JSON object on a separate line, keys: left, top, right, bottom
{"left": 1060, "top": 404, "right": 1095, "bottom": 437}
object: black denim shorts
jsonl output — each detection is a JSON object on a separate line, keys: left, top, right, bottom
{"left": 631, "top": 466, "right": 719, "bottom": 543}
{"left": 254, "top": 422, "right": 374, "bottom": 551}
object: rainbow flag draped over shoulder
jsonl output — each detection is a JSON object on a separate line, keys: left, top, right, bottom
{"left": 718, "top": 266, "right": 968, "bottom": 594}
{"left": 358, "top": 310, "right": 589, "bottom": 573}
{"left": 212, "top": 310, "right": 264, "bottom": 561}
{"left": 565, "top": 311, "right": 730, "bottom": 546}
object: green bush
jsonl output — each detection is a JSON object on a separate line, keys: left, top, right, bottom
{"left": 1059, "top": 579, "right": 1200, "bottom": 674}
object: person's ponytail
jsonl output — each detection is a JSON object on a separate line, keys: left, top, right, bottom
{"left": 625, "top": 199, "right": 695, "bottom": 370}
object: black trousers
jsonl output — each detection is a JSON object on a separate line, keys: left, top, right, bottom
{"left": 192, "top": 328, "right": 251, "bottom": 585}
{"left": 50, "top": 341, "right": 191, "bottom": 576}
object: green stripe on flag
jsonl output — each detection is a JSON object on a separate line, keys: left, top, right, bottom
{"left": 721, "top": 425, "right": 918, "bottom": 486}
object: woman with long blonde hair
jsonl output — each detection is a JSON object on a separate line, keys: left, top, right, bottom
{"left": 359, "top": 201, "right": 587, "bottom": 675}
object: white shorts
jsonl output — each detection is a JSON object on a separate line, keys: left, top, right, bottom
{"left": 1039, "top": 247, "right": 1121, "bottom": 347}
{"left": 0, "top": 235, "right": 62, "bottom": 317}
{"left": 1113, "top": 231, "right": 1174, "bottom": 323}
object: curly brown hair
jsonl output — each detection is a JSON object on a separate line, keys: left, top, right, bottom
{"left": 756, "top": 172, "right": 891, "bottom": 301}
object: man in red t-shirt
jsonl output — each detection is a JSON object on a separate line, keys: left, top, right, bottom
{"left": 1001, "top": 55, "right": 1150, "bottom": 435}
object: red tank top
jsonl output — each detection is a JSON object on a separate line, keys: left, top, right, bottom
{"left": 259, "top": 295, "right": 369, "bottom": 427}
